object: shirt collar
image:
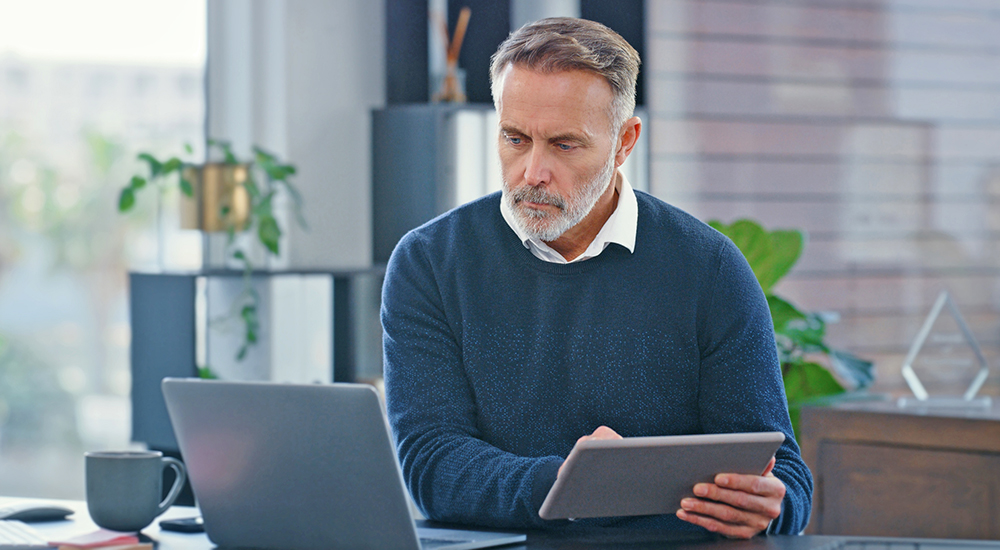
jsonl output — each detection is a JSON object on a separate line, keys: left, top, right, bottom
{"left": 500, "top": 170, "right": 638, "bottom": 264}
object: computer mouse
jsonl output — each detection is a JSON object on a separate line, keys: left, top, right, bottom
{"left": 0, "top": 503, "right": 75, "bottom": 522}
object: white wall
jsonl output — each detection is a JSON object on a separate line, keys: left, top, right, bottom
{"left": 207, "top": 0, "right": 385, "bottom": 269}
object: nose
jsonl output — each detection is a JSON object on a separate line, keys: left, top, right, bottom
{"left": 523, "top": 145, "right": 551, "bottom": 187}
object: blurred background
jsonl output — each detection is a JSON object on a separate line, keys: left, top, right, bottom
{"left": 0, "top": 0, "right": 205, "bottom": 497}
{"left": 0, "top": 0, "right": 998, "bottom": 502}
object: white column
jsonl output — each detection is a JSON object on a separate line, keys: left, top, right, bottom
{"left": 510, "top": 0, "right": 580, "bottom": 30}
{"left": 207, "top": 0, "right": 384, "bottom": 270}
{"left": 203, "top": 0, "right": 385, "bottom": 378}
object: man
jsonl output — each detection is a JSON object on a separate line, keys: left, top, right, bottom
{"left": 381, "top": 18, "right": 811, "bottom": 538}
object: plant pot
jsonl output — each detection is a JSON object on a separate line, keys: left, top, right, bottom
{"left": 180, "top": 163, "right": 251, "bottom": 232}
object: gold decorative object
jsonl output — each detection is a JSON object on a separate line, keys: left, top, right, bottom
{"left": 180, "top": 163, "right": 251, "bottom": 232}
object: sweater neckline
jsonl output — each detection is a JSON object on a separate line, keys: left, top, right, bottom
{"left": 502, "top": 203, "right": 639, "bottom": 276}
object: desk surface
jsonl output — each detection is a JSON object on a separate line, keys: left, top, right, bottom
{"left": 7, "top": 497, "right": 1000, "bottom": 550}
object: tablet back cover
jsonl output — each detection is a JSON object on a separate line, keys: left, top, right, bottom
{"left": 538, "top": 432, "right": 785, "bottom": 520}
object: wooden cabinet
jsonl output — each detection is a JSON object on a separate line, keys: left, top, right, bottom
{"left": 800, "top": 401, "right": 1000, "bottom": 539}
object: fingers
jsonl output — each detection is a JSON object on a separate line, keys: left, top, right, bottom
{"left": 575, "top": 425, "right": 623, "bottom": 446}
{"left": 676, "top": 507, "right": 766, "bottom": 539}
{"left": 590, "top": 425, "right": 622, "bottom": 440}
{"left": 676, "top": 472, "right": 786, "bottom": 539}
{"left": 711, "top": 471, "right": 786, "bottom": 502}
{"left": 564, "top": 426, "right": 623, "bottom": 478}
{"left": 761, "top": 456, "right": 776, "bottom": 477}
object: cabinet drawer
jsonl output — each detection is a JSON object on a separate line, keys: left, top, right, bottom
{"left": 817, "top": 442, "right": 1000, "bottom": 539}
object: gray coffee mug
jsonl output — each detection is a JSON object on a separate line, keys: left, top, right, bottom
{"left": 85, "top": 450, "right": 187, "bottom": 532}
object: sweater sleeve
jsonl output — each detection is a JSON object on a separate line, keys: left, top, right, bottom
{"left": 696, "top": 239, "right": 814, "bottom": 535}
{"left": 381, "top": 231, "right": 565, "bottom": 529}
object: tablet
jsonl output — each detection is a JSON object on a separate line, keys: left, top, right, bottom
{"left": 538, "top": 431, "right": 785, "bottom": 520}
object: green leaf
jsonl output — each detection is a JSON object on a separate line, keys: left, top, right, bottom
{"left": 161, "top": 157, "right": 182, "bottom": 175}
{"left": 709, "top": 219, "right": 803, "bottom": 293}
{"left": 253, "top": 146, "right": 276, "bottom": 164}
{"left": 258, "top": 214, "right": 281, "bottom": 255}
{"left": 118, "top": 187, "right": 136, "bottom": 212}
{"left": 782, "top": 360, "right": 847, "bottom": 440}
{"left": 179, "top": 175, "right": 194, "bottom": 197}
{"left": 768, "top": 295, "right": 806, "bottom": 332}
{"left": 270, "top": 177, "right": 308, "bottom": 230}
{"left": 129, "top": 175, "right": 146, "bottom": 190}
{"left": 243, "top": 174, "right": 261, "bottom": 199}
{"left": 783, "top": 361, "right": 845, "bottom": 406}
{"left": 137, "top": 152, "right": 163, "bottom": 178}
{"left": 779, "top": 312, "right": 828, "bottom": 355}
{"left": 238, "top": 300, "right": 260, "bottom": 363}
{"left": 197, "top": 366, "right": 218, "bottom": 379}
{"left": 259, "top": 157, "right": 297, "bottom": 182}
{"left": 829, "top": 349, "right": 876, "bottom": 390}
{"left": 184, "top": 142, "right": 194, "bottom": 154}
{"left": 241, "top": 304, "right": 259, "bottom": 344}
{"left": 231, "top": 249, "right": 251, "bottom": 271}
{"left": 787, "top": 408, "right": 802, "bottom": 442}
{"left": 208, "top": 139, "right": 238, "bottom": 164}
{"left": 253, "top": 191, "right": 275, "bottom": 219}
{"left": 267, "top": 165, "right": 292, "bottom": 180}
{"left": 259, "top": 154, "right": 297, "bottom": 182}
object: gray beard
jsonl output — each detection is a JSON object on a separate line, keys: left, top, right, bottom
{"left": 502, "top": 152, "right": 616, "bottom": 242}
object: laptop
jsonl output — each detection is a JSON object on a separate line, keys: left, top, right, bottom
{"left": 161, "top": 378, "right": 526, "bottom": 550}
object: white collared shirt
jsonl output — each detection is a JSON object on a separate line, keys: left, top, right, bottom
{"left": 500, "top": 171, "right": 638, "bottom": 264}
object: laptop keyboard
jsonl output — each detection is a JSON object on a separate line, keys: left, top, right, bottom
{"left": 419, "top": 536, "right": 474, "bottom": 550}
{"left": 0, "top": 520, "right": 50, "bottom": 549}
{"left": 824, "top": 542, "right": 997, "bottom": 550}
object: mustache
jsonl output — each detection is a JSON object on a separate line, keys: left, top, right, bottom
{"left": 509, "top": 186, "right": 566, "bottom": 210}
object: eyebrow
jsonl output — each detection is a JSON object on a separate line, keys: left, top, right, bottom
{"left": 499, "top": 125, "right": 593, "bottom": 146}
{"left": 499, "top": 124, "right": 522, "bottom": 136}
{"left": 549, "top": 132, "right": 592, "bottom": 146}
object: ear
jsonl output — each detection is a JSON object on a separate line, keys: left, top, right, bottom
{"left": 614, "top": 116, "right": 642, "bottom": 167}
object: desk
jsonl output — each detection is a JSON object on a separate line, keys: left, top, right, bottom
{"left": 7, "top": 497, "right": 1000, "bottom": 550}
{"left": 800, "top": 401, "right": 1000, "bottom": 539}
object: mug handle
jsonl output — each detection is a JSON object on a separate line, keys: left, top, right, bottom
{"left": 157, "top": 457, "right": 188, "bottom": 515}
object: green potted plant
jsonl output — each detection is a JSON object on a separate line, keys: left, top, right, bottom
{"left": 119, "top": 140, "right": 306, "bottom": 373}
{"left": 709, "top": 219, "right": 875, "bottom": 438}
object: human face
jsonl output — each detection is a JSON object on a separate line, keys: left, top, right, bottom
{"left": 497, "top": 65, "right": 619, "bottom": 243}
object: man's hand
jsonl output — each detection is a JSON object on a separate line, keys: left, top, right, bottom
{"left": 558, "top": 425, "right": 622, "bottom": 477}
{"left": 676, "top": 456, "right": 785, "bottom": 539}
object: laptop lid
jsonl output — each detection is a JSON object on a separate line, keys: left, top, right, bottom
{"left": 161, "top": 378, "right": 523, "bottom": 550}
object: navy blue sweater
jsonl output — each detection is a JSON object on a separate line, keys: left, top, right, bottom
{"left": 381, "top": 191, "right": 812, "bottom": 534}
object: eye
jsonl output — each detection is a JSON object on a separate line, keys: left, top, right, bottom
{"left": 503, "top": 132, "right": 524, "bottom": 146}
{"left": 556, "top": 143, "right": 573, "bottom": 151}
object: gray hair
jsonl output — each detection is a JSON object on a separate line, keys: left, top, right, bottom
{"left": 490, "top": 17, "right": 640, "bottom": 134}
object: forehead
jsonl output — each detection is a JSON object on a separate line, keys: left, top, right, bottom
{"left": 497, "top": 65, "right": 614, "bottom": 138}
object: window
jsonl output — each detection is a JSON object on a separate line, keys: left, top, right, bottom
{"left": 646, "top": 0, "right": 1000, "bottom": 398}
{"left": 0, "top": 0, "right": 206, "bottom": 498}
